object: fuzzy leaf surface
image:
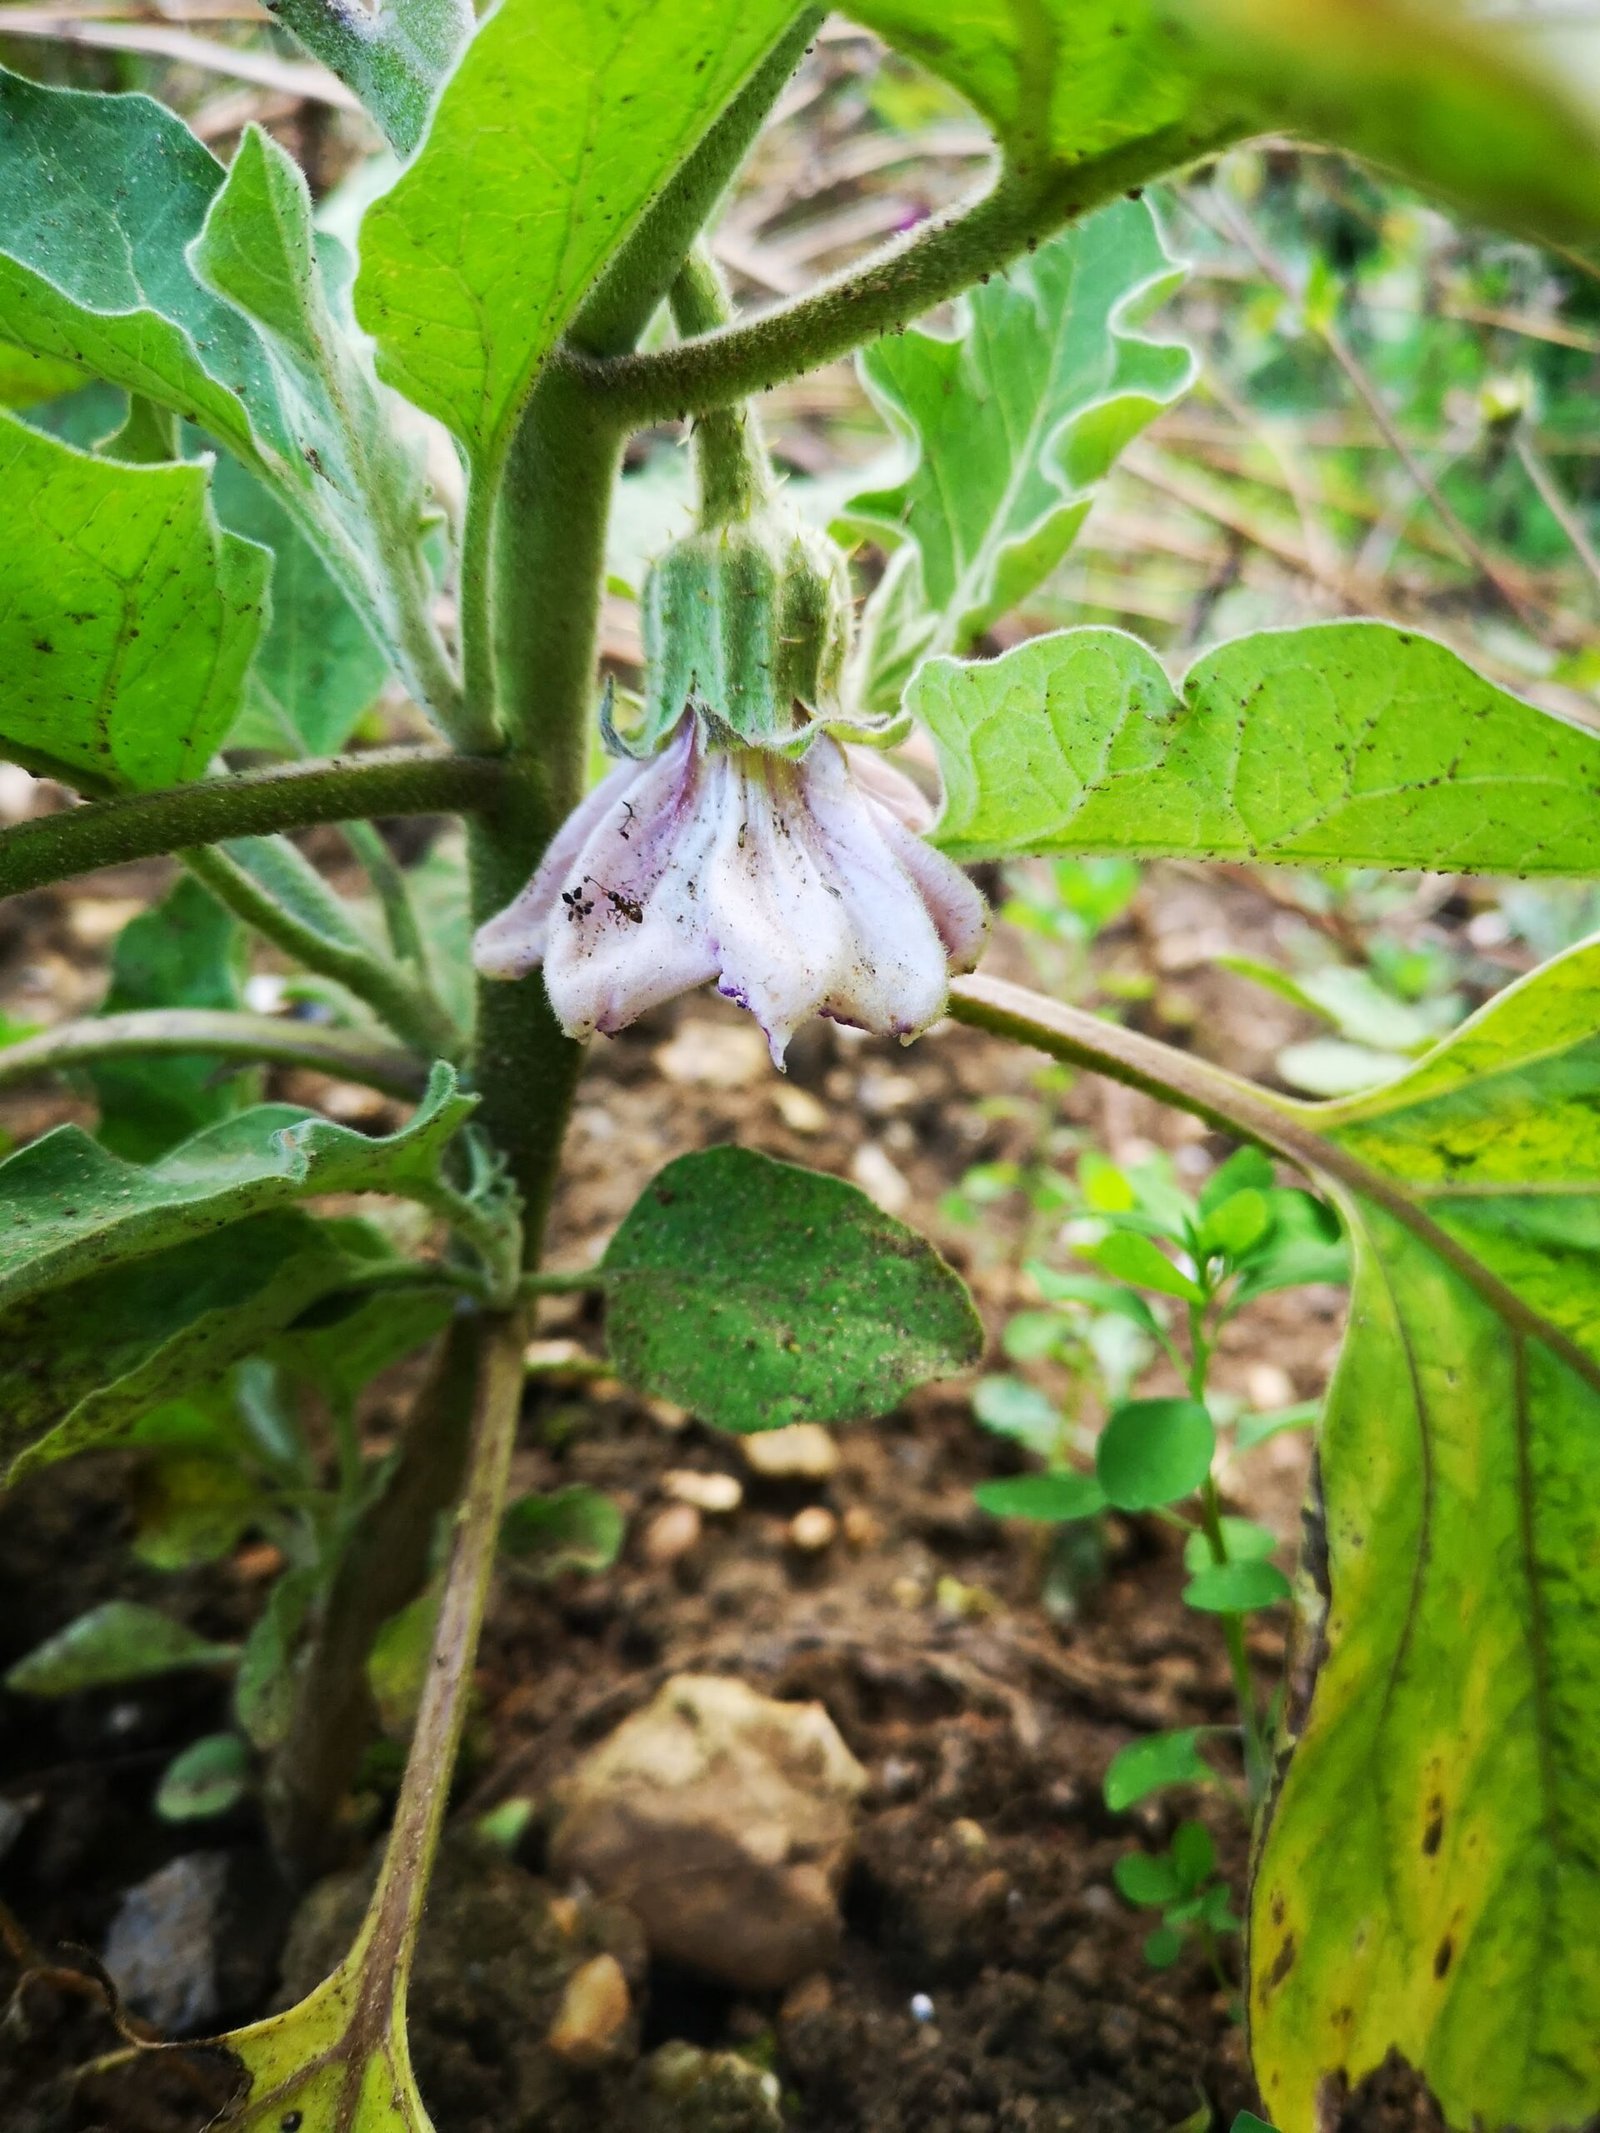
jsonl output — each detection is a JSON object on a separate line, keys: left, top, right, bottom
{"left": 1251, "top": 935, "right": 1600, "bottom": 2131}
{"left": 0, "top": 83, "right": 439, "bottom": 715}
{"left": 0, "top": 407, "right": 267, "bottom": 787}
{"left": 355, "top": 0, "right": 799, "bottom": 464}
{"left": 916, "top": 623, "right": 1600, "bottom": 875}
{"left": 841, "top": 200, "right": 1191, "bottom": 712}
{"left": 0, "top": 1213, "right": 398, "bottom": 1480}
{"left": 0, "top": 1062, "right": 472, "bottom": 1314}
{"left": 602, "top": 1147, "right": 982, "bottom": 1432}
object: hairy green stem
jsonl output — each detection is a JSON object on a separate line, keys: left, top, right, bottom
{"left": 571, "top": 121, "right": 1242, "bottom": 427}
{"left": 0, "top": 1008, "right": 426, "bottom": 1098}
{"left": 467, "top": 366, "right": 623, "bottom": 1241}
{"left": 0, "top": 750, "right": 501, "bottom": 904}
{"left": 184, "top": 844, "right": 462, "bottom": 1062}
{"left": 672, "top": 248, "right": 770, "bottom": 523}
{"left": 341, "top": 817, "right": 437, "bottom": 980}
{"left": 572, "top": 8, "right": 825, "bottom": 358}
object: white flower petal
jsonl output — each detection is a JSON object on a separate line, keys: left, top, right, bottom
{"left": 795, "top": 738, "right": 955, "bottom": 1041}
{"left": 697, "top": 751, "right": 858, "bottom": 1063}
{"left": 866, "top": 800, "right": 990, "bottom": 973}
{"left": 842, "top": 743, "right": 935, "bottom": 833}
{"left": 472, "top": 753, "right": 651, "bottom": 979}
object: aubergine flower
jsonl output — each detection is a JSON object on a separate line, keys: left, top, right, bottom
{"left": 472, "top": 708, "right": 988, "bottom": 1066}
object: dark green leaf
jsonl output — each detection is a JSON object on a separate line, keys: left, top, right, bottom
{"left": 235, "top": 1567, "right": 316, "bottom": 1751}
{"left": 1104, "top": 1727, "right": 1214, "bottom": 1810}
{"left": 602, "top": 1149, "right": 982, "bottom": 1433}
{"left": 211, "top": 452, "right": 389, "bottom": 757}
{"left": 973, "top": 1472, "right": 1106, "bottom": 1523}
{"left": 1, "top": 1212, "right": 392, "bottom": 1480}
{"left": 1096, "top": 1398, "right": 1215, "bottom": 1511}
{"left": 155, "top": 1732, "right": 251, "bottom": 1821}
{"left": 6, "top": 1600, "right": 235, "bottom": 1696}
{"left": 500, "top": 1487, "right": 625, "bottom": 1579}
{"left": 1144, "top": 1924, "right": 1184, "bottom": 1970}
{"left": 0, "top": 406, "right": 266, "bottom": 787}
{"left": 918, "top": 624, "right": 1600, "bottom": 876}
{"left": 133, "top": 1452, "right": 258, "bottom": 1572}
{"left": 0, "top": 1062, "right": 472, "bottom": 1315}
{"left": 92, "top": 878, "right": 256, "bottom": 1161}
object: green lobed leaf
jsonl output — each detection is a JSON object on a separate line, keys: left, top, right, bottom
{"left": 1104, "top": 1727, "right": 1214, "bottom": 1810}
{"left": 0, "top": 83, "right": 437, "bottom": 718}
{"left": 841, "top": 200, "right": 1193, "bottom": 713}
{"left": 6, "top": 1599, "right": 236, "bottom": 1696}
{"left": 1096, "top": 1397, "right": 1215, "bottom": 1510}
{"left": 916, "top": 622, "right": 1600, "bottom": 876}
{"left": 0, "top": 406, "right": 267, "bottom": 788}
{"left": 1251, "top": 933, "right": 1600, "bottom": 2132}
{"left": 0, "top": 72, "right": 292, "bottom": 471}
{"left": 355, "top": 0, "right": 801, "bottom": 466}
{"left": 0, "top": 1212, "right": 398, "bottom": 1480}
{"left": 601, "top": 1147, "right": 982, "bottom": 1433}
{"left": 0, "top": 1061, "right": 472, "bottom": 1315}
{"left": 973, "top": 1471, "right": 1106, "bottom": 1522}
{"left": 91, "top": 877, "right": 257, "bottom": 1161}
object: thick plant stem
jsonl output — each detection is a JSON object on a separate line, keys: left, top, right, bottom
{"left": 266, "top": 1309, "right": 487, "bottom": 1878}
{"left": 0, "top": 749, "right": 501, "bottom": 903}
{"left": 467, "top": 365, "right": 624, "bottom": 1242}
{"left": 572, "top": 121, "right": 1243, "bottom": 427}
{"left": 350, "top": 1308, "right": 525, "bottom": 1995}
{"left": 572, "top": 8, "right": 825, "bottom": 357}
{"left": 0, "top": 1008, "right": 426, "bottom": 1099}
{"left": 184, "top": 844, "right": 463, "bottom": 1062}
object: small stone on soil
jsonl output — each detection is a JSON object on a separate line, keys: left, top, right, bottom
{"left": 741, "top": 1423, "right": 839, "bottom": 1482}
{"left": 787, "top": 1506, "right": 838, "bottom": 1553}
{"left": 546, "top": 1952, "right": 631, "bottom": 2068}
{"left": 551, "top": 1674, "right": 866, "bottom": 1991}
{"left": 664, "top": 1470, "right": 743, "bottom": 1515}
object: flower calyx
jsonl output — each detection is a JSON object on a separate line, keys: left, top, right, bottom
{"left": 632, "top": 504, "right": 885, "bottom": 757}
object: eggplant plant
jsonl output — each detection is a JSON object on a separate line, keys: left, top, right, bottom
{"left": 1, "top": 1, "right": 1598, "bottom": 2128}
